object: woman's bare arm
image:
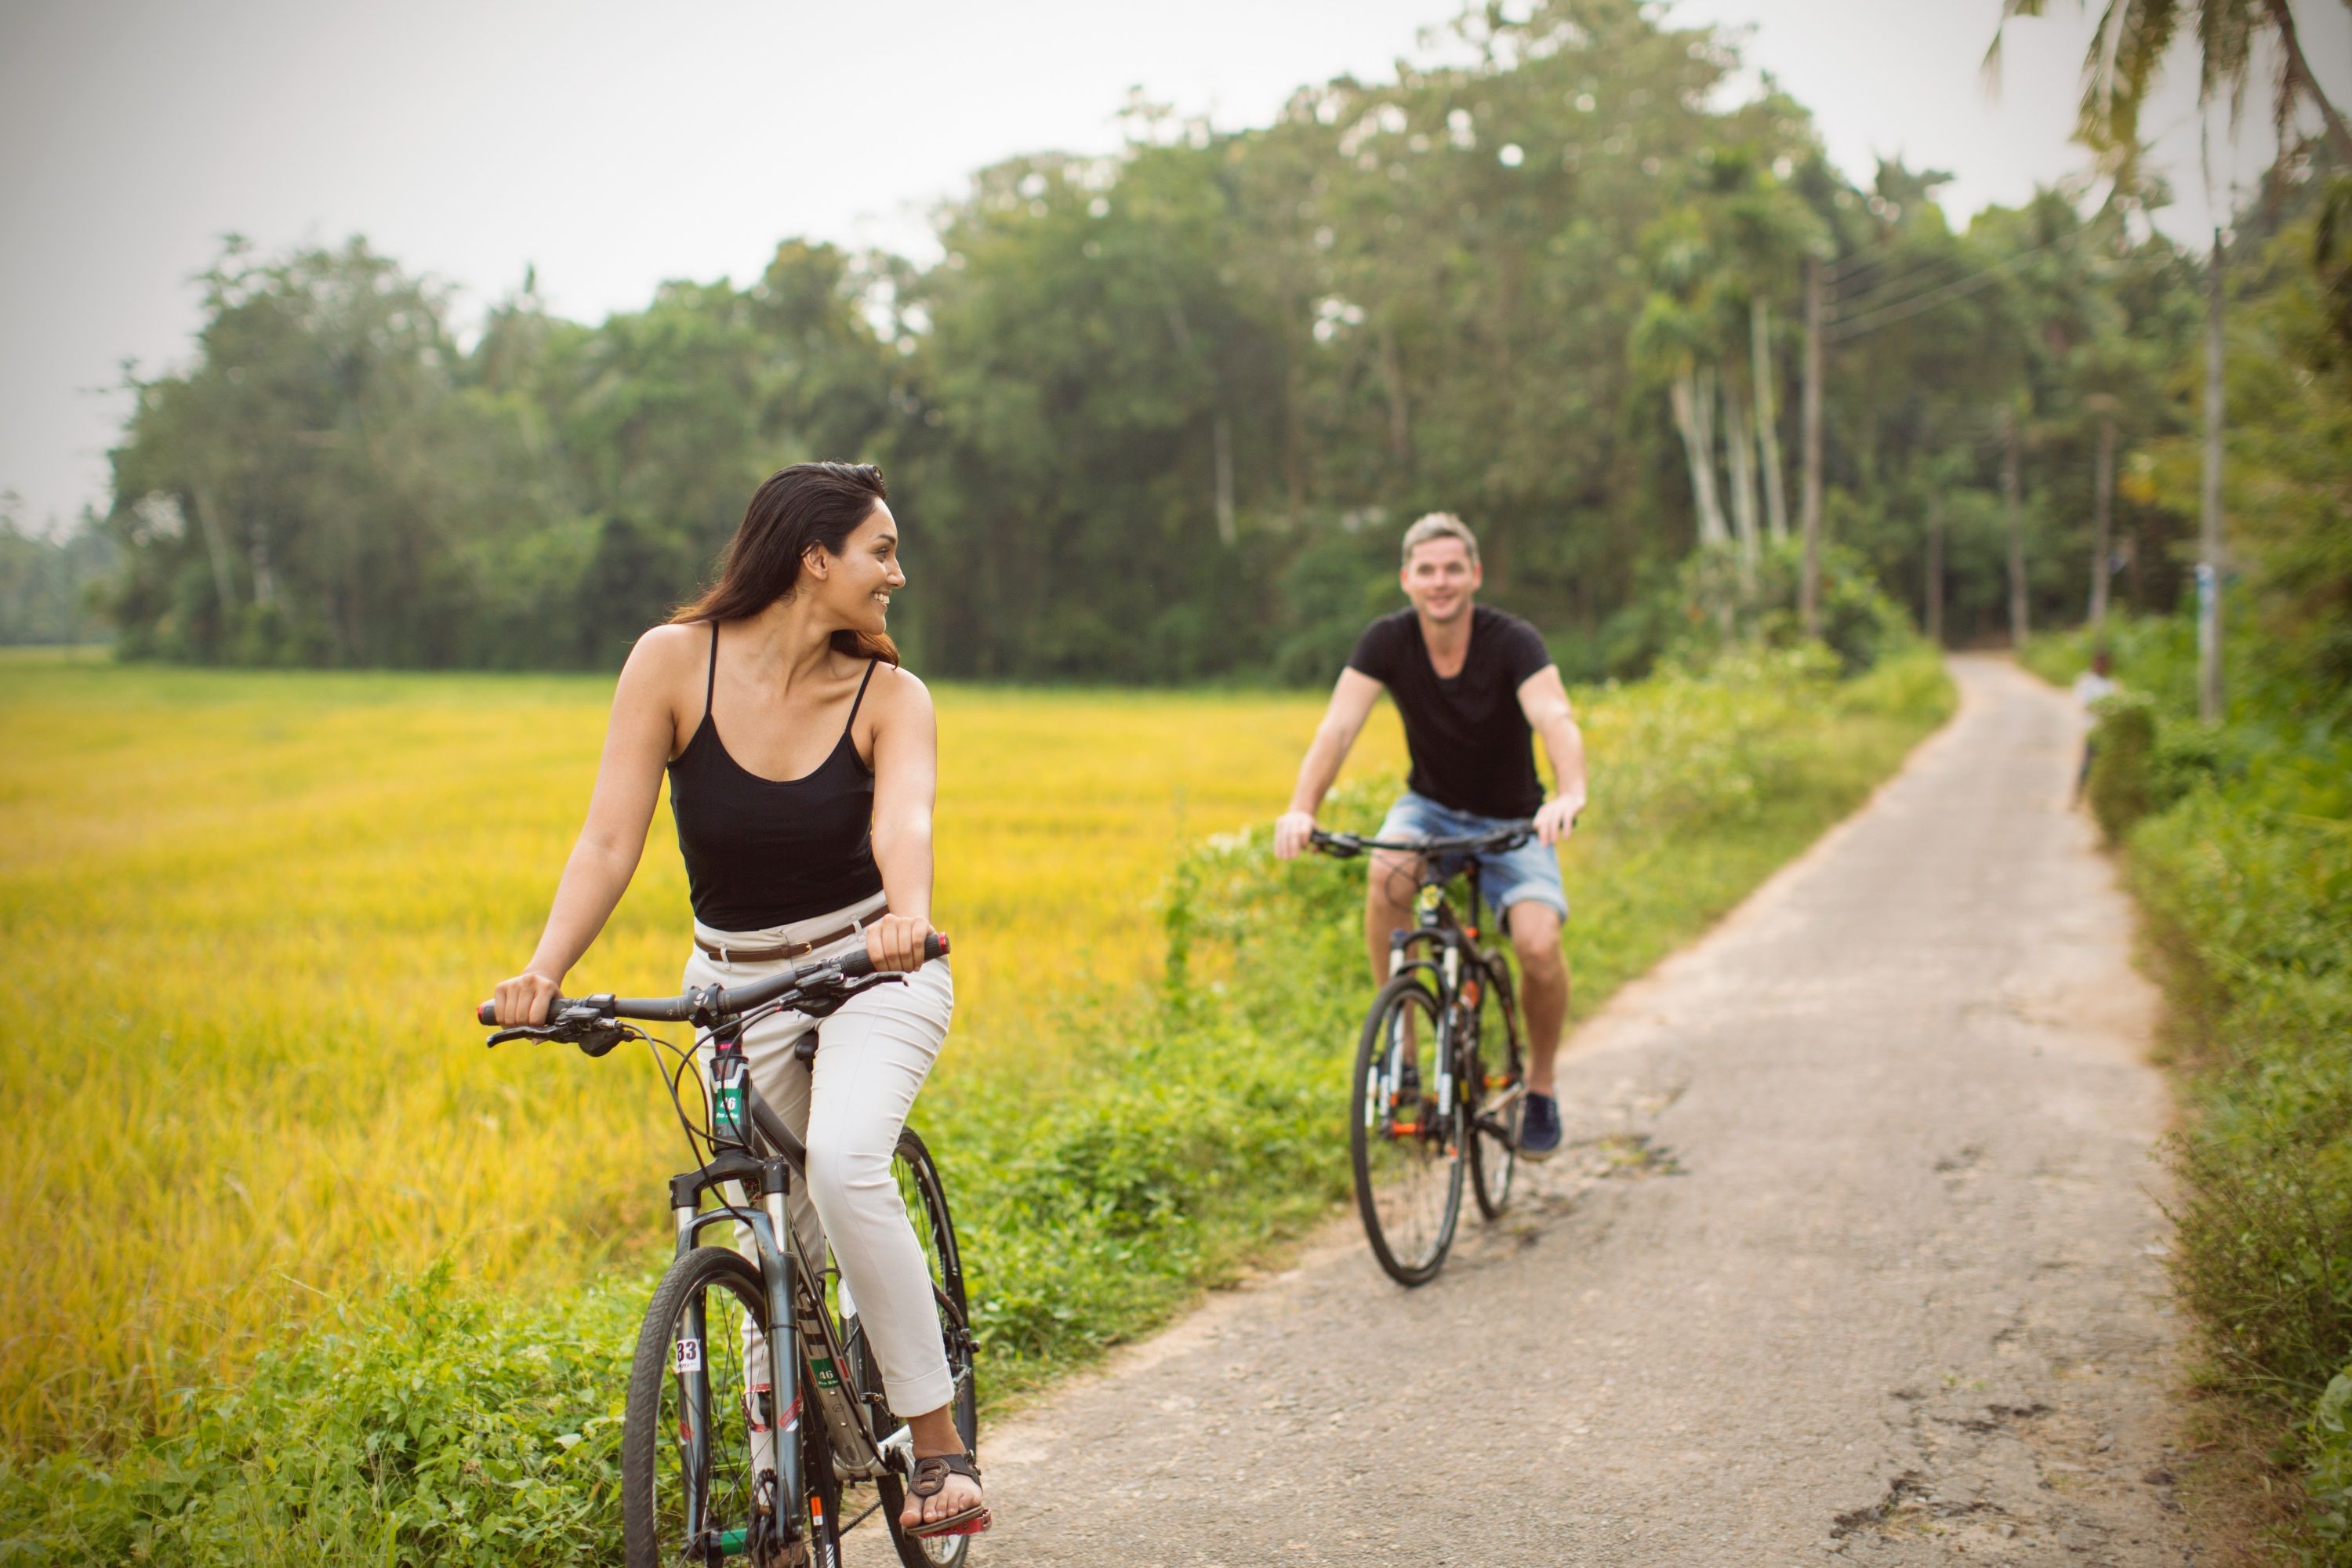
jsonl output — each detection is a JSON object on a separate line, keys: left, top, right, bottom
{"left": 864, "top": 666, "right": 939, "bottom": 972}
{"left": 492, "top": 629, "right": 686, "bottom": 1022}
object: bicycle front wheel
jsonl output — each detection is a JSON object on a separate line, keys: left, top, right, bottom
{"left": 1351, "top": 975, "right": 1465, "bottom": 1286}
{"left": 855, "top": 1127, "right": 980, "bottom": 1568}
{"left": 624, "top": 1244, "right": 794, "bottom": 1568}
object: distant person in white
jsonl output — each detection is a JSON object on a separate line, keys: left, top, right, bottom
{"left": 2071, "top": 648, "right": 2118, "bottom": 802}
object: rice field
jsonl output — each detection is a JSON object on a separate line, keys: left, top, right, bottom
{"left": 0, "top": 652, "right": 1403, "bottom": 1453}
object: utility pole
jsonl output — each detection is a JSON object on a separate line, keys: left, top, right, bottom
{"left": 2003, "top": 408, "right": 2027, "bottom": 648}
{"left": 1925, "top": 492, "right": 1945, "bottom": 647}
{"left": 2088, "top": 398, "right": 2116, "bottom": 631}
{"left": 2199, "top": 229, "right": 2227, "bottom": 724}
{"left": 1213, "top": 414, "right": 1236, "bottom": 547}
{"left": 1799, "top": 256, "right": 1825, "bottom": 637}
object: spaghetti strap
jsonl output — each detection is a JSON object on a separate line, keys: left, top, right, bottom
{"left": 843, "top": 657, "right": 879, "bottom": 734}
{"left": 702, "top": 622, "right": 719, "bottom": 722}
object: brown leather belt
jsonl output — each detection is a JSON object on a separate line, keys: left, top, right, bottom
{"left": 695, "top": 914, "right": 880, "bottom": 965}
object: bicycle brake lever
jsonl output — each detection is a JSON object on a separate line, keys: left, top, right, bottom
{"left": 575, "top": 1022, "right": 627, "bottom": 1058}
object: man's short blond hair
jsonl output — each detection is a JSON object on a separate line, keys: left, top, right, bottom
{"left": 1400, "top": 512, "right": 1479, "bottom": 568}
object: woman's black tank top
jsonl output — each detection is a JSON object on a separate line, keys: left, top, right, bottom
{"left": 666, "top": 623, "right": 886, "bottom": 931}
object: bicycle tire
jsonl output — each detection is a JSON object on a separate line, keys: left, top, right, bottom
{"left": 799, "top": 1383, "right": 845, "bottom": 1568}
{"left": 854, "top": 1127, "right": 981, "bottom": 1567}
{"left": 1467, "top": 956, "right": 1526, "bottom": 1220}
{"left": 1351, "top": 975, "right": 1465, "bottom": 1286}
{"left": 623, "top": 1244, "right": 807, "bottom": 1568}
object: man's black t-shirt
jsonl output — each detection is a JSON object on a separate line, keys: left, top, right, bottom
{"left": 1348, "top": 605, "right": 1554, "bottom": 819}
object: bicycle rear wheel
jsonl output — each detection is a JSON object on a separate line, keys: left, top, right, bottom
{"left": 1468, "top": 960, "right": 1526, "bottom": 1219}
{"left": 849, "top": 1127, "right": 980, "bottom": 1567}
{"left": 1351, "top": 975, "right": 1465, "bottom": 1286}
{"left": 623, "top": 1245, "right": 797, "bottom": 1568}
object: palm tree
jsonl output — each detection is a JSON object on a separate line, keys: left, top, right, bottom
{"left": 1987, "top": 0, "right": 2352, "bottom": 183}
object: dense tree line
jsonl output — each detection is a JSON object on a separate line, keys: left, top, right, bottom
{"left": 0, "top": 507, "right": 113, "bottom": 645}
{"left": 89, "top": 0, "right": 2235, "bottom": 681}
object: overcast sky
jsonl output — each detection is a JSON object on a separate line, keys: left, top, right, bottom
{"left": 4, "top": 0, "right": 2345, "bottom": 535}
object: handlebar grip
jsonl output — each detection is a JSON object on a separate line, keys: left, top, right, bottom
{"left": 477, "top": 995, "right": 569, "bottom": 1026}
{"left": 834, "top": 930, "right": 949, "bottom": 979}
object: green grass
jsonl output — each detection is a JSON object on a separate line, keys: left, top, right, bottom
{"left": 2026, "top": 620, "right": 2352, "bottom": 1564}
{"left": 0, "top": 644, "right": 1953, "bottom": 1564}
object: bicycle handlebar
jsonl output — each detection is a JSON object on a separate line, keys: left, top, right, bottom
{"left": 475, "top": 931, "right": 949, "bottom": 1030}
{"left": 1308, "top": 822, "right": 1537, "bottom": 859}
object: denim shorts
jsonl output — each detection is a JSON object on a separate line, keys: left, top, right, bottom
{"left": 1374, "top": 789, "right": 1570, "bottom": 922}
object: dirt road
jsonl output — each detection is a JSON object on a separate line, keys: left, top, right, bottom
{"left": 926, "top": 656, "right": 2191, "bottom": 1565}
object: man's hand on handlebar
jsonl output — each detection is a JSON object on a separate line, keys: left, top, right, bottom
{"left": 491, "top": 971, "right": 561, "bottom": 1027}
{"left": 864, "top": 912, "right": 939, "bottom": 974}
{"left": 1273, "top": 811, "right": 1319, "bottom": 861}
{"left": 1534, "top": 794, "right": 1584, "bottom": 848}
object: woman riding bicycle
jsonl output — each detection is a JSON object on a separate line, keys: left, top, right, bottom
{"left": 488, "top": 461, "right": 985, "bottom": 1539}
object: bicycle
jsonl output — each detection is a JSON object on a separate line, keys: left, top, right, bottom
{"left": 1308, "top": 824, "right": 1534, "bottom": 1286}
{"left": 475, "top": 932, "right": 975, "bottom": 1568}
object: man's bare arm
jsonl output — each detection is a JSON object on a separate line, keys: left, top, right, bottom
{"left": 1275, "top": 668, "right": 1385, "bottom": 858}
{"left": 1517, "top": 665, "right": 1588, "bottom": 848}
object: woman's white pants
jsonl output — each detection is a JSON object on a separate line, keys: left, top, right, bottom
{"left": 684, "top": 891, "right": 957, "bottom": 1425}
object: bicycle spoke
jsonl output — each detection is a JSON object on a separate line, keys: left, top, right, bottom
{"left": 1352, "top": 977, "right": 1465, "bottom": 1283}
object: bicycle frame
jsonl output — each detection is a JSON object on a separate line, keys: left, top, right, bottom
{"left": 662, "top": 1014, "right": 910, "bottom": 1556}
{"left": 1383, "top": 873, "right": 1526, "bottom": 1138}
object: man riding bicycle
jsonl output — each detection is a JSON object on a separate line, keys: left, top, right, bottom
{"left": 1274, "top": 512, "right": 1588, "bottom": 1160}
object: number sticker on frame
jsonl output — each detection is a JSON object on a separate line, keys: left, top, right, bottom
{"left": 672, "top": 1338, "right": 704, "bottom": 1374}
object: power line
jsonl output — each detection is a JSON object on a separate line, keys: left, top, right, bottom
{"left": 1826, "top": 225, "right": 2092, "bottom": 343}
{"left": 1828, "top": 252, "right": 1969, "bottom": 317}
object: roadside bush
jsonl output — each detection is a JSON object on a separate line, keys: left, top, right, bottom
{"left": 2085, "top": 693, "right": 2158, "bottom": 840}
{"left": 2311, "top": 1370, "right": 2352, "bottom": 1554}
{"left": 2029, "top": 619, "right": 2352, "bottom": 1559}
{"left": 0, "top": 1266, "right": 637, "bottom": 1567}
{"left": 1609, "top": 539, "right": 1922, "bottom": 678}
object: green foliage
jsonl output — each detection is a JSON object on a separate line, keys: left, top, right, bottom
{"left": 2311, "top": 1369, "right": 2352, "bottom": 1556}
{"left": 0, "top": 1265, "right": 637, "bottom": 1566}
{"left": 1610, "top": 539, "right": 1919, "bottom": 677}
{"left": 0, "top": 513, "right": 112, "bottom": 646}
{"left": 2031, "top": 614, "right": 2352, "bottom": 1555}
{"left": 1, "top": 651, "right": 1951, "bottom": 1561}
{"left": 85, "top": 0, "right": 2201, "bottom": 680}
{"left": 2085, "top": 693, "right": 2158, "bottom": 841}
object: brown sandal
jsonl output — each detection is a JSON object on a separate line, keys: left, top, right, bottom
{"left": 904, "top": 1451, "right": 990, "bottom": 1539}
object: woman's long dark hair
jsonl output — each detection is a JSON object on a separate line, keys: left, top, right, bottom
{"left": 671, "top": 462, "right": 898, "bottom": 664}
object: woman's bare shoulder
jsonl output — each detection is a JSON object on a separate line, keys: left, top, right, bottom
{"left": 622, "top": 621, "right": 709, "bottom": 677}
{"left": 866, "top": 661, "right": 934, "bottom": 721}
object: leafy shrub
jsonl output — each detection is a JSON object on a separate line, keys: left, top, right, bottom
{"left": 1608, "top": 539, "right": 1922, "bottom": 678}
{"left": 2030, "top": 615, "right": 2352, "bottom": 1554}
{"left": 2085, "top": 693, "right": 2158, "bottom": 841}
{"left": 0, "top": 1265, "right": 637, "bottom": 1567}
{"left": 2310, "top": 1369, "right": 2352, "bottom": 1556}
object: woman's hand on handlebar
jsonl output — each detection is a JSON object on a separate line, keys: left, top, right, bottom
{"left": 864, "top": 912, "right": 939, "bottom": 973}
{"left": 1273, "top": 811, "right": 1319, "bottom": 860}
{"left": 491, "top": 971, "right": 562, "bottom": 1025}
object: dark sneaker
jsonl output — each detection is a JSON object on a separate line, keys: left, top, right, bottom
{"left": 1519, "top": 1091, "right": 1563, "bottom": 1161}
